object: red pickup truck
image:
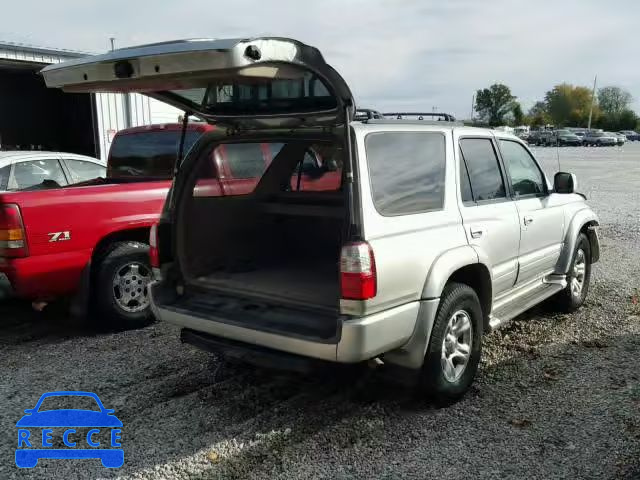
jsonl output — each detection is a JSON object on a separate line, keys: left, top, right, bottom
{"left": 0, "top": 121, "right": 340, "bottom": 327}
{"left": 0, "top": 122, "right": 211, "bottom": 325}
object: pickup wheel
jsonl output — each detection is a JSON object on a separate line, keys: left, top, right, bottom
{"left": 418, "top": 282, "right": 483, "bottom": 404}
{"left": 95, "top": 241, "right": 153, "bottom": 329}
{"left": 553, "top": 233, "right": 591, "bottom": 313}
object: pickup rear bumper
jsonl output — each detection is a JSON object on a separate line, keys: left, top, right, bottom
{"left": 150, "top": 281, "right": 421, "bottom": 364}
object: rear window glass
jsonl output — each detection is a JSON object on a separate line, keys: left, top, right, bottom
{"left": 365, "top": 132, "right": 446, "bottom": 215}
{"left": 108, "top": 130, "right": 203, "bottom": 178}
{"left": 169, "top": 69, "right": 335, "bottom": 116}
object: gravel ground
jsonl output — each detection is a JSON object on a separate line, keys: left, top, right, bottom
{"left": 1, "top": 143, "right": 639, "bottom": 480}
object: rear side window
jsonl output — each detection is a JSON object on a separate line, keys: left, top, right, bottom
{"left": 65, "top": 159, "right": 106, "bottom": 184}
{"left": 366, "top": 132, "right": 445, "bottom": 215}
{"left": 221, "top": 144, "right": 267, "bottom": 179}
{"left": 108, "top": 130, "right": 203, "bottom": 178}
{"left": 0, "top": 165, "right": 9, "bottom": 190}
{"left": 459, "top": 138, "right": 506, "bottom": 202}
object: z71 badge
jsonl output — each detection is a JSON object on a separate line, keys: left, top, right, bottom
{"left": 48, "top": 231, "right": 71, "bottom": 242}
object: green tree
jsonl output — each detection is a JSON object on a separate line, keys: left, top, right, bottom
{"left": 596, "top": 109, "right": 638, "bottom": 131}
{"left": 598, "top": 86, "right": 633, "bottom": 115}
{"left": 512, "top": 103, "right": 524, "bottom": 126}
{"left": 544, "top": 83, "right": 595, "bottom": 127}
{"left": 527, "top": 101, "right": 550, "bottom": 127}
{"left": 474, "top": 84, "right": 516, "bottom": 126}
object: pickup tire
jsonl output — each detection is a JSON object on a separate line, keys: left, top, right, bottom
{"left": 418, "top": 282, "right": 483, "bottom": 404}
{"left": 553, "top": 233, "right": 591, "bottom": 313}
{"left": 94, "top": 241, "right": 153, "bottom": 329}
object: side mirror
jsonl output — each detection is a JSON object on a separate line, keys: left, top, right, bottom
{"left": 554, "top": 172, "right": 577, "bottom": 194}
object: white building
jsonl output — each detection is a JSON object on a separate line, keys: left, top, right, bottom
{"left": 0, "top": 41, "right": 182, "bottom": 161}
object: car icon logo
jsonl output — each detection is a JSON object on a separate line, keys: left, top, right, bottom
{"left": 15, "top": 391, "right": 123, "bottom": 468}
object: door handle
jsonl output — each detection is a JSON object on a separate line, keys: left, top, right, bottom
{"left": 470, "top": 227, "right": 484, "bottom": 239}
{"left": 524, "top": 216, "right": 534, "bottom": 226}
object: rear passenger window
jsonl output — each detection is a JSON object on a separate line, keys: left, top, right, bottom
{"left": 221, "top": 144, "right": 266, "bottom": 179}
{"left": 366, "top": 132, "right": 445, "bottom": 215}
{"left": 459, "top": 138, "right": 506, "bottom": 202}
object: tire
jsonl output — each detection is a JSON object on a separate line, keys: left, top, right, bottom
{"left": 553, "top": 233, "right": 591, "bottom": 313}
{"left": 94, "top": 241, "right": 154, "bottom": 329}
{"left": 418, "top": 282, "right": 483, "bottom": 404}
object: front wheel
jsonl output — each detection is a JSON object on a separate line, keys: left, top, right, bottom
{"left": 95, "top": 241, "right": 154, "bottom": 329}
{"left": 418, "top": 282, "right": 483, "bottom": 404}
{"left": 553, "top": 233, "right": 591, "bottom": 312}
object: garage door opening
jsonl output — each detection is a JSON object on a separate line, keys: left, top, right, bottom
{"left": 0, "top": 61, "right": 97, "bottom": 158}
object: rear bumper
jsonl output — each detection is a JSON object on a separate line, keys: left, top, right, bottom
{"left": 0, "top": 251, "right": 88, "bottom": 300}
{"left": 150, "top": 281, "right": 420, "bottom": 363}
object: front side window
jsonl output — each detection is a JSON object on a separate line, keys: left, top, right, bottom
{"left": 65, "top": 159, "right": 106, "bottom": 184}
{"left": 366, "top": 132, "right": 446, "bottom": 215}
{"left": 12, "top": 159, "right": 67, "bottom": 190}
{"left": 459, "top": 138, "right": 506, "bottom": 202}
{"left": 499, "top": 140, "right": 546, "bottom": 197}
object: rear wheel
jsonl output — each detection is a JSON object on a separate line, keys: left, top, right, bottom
{"left": 418, "top": 282, "right": 483, "bottom": 404}
{"left": 95, "top": 242, "right": 154, "bottom": 328}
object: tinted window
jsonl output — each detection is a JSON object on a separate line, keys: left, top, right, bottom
{"left": 108, "top": 130, "right": 203, "bottom": 178}
{"left": 499, "top": 140, "right": 546, "bottom": 196}
{"left": 459, "top": 138, "right": 506, "bottom": 201}
{"left": 366, "top": 132, "right": 446, "bottom": 215}
{"left": 170, "top": 70, "right": 335, "bottom": 115}
{"left": 12, "top": 159, "right": 67, "bottom": 189}
{"left": 459, "top": 157, "right": 473, "bottom": 202}
{"left": 0, "top": 165, "right": 9, "bottom": 190}
{"left": 65, "top": 159, "right": 106, "bottom": 184}
{"left": 222, "top": 143, "right": 267, "bottom": 179}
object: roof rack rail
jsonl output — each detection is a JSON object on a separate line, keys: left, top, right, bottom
{"left": 354, "top": 108, "right": 385, "bottom": 121}
{"left": 383, "top": 112, "right": 457, "bottom": 122}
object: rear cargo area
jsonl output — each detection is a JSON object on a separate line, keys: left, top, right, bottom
{"left": 177, "top": 138, "right": 347, "bottom": 317}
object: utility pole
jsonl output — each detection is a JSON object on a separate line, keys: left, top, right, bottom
{"left": 470, "top": 94, "right": 475, "bottom": 121}
{"left": 587, "top": 75, "right": 597, "bottom": 130}
{"left": 109, "top": 37, "right": 116, "bottom": 51}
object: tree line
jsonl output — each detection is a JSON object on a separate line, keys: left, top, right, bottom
{"left": 473, "top": 83, "right": 638, "bottom": 131}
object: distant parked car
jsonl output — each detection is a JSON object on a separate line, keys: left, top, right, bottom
{"left": 610, "top": 132, "right": 626, "bottom": 146}
{"left": 619, "top": 130, "right": 640, "bottom": 141}
{"left": 528, "top": 130, "right": 554, "bottom": 146}
{"left": 0, "top": 152, "right": 104, "bottom": 192}
{"left": 583, "top": 131, "right": 617, "bottom": 146}
{"left": 553, "top": 130, "right": 583, "bottom": 146}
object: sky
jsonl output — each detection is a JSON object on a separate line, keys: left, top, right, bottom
{"left": 2, "top": 0, "right": 639, "bottom": 119}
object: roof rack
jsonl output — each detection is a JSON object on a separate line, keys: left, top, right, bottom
{"left": 354, "top": 108, "right": 385, "bottom": 121}
{"left": 383, "top": 112, "right": 457, "bottom": 122}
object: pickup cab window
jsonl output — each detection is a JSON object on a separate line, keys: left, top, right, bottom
{"left": 108, "top": 130, "right": 203, "bottom": 178}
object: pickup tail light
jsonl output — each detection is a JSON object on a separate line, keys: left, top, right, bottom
{"left": 0, "top": 204, "right": 28, "bottom": 258}
{"left": 149, "top": 223, "right": 160, "bottom": 269}
{"left": 340, "top": 241, "right": 376, "bottom": 300}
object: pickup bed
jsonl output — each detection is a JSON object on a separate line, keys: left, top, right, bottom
{"left": 0, "top": 122, "right": 211, "bottom": 325}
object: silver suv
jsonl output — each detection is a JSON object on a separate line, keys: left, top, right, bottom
{"left": 43, "top": 37, "right": 600, "bottom": 402}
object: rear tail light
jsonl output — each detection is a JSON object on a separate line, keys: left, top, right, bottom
{"left": 0, "top": 204, "right": 28, "bottom": 258}
{"left": 149, "top": 223, "right": 160, "bottom": 269}
{"left": 340, "top": 241, "right": 376, "bottom": 300}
